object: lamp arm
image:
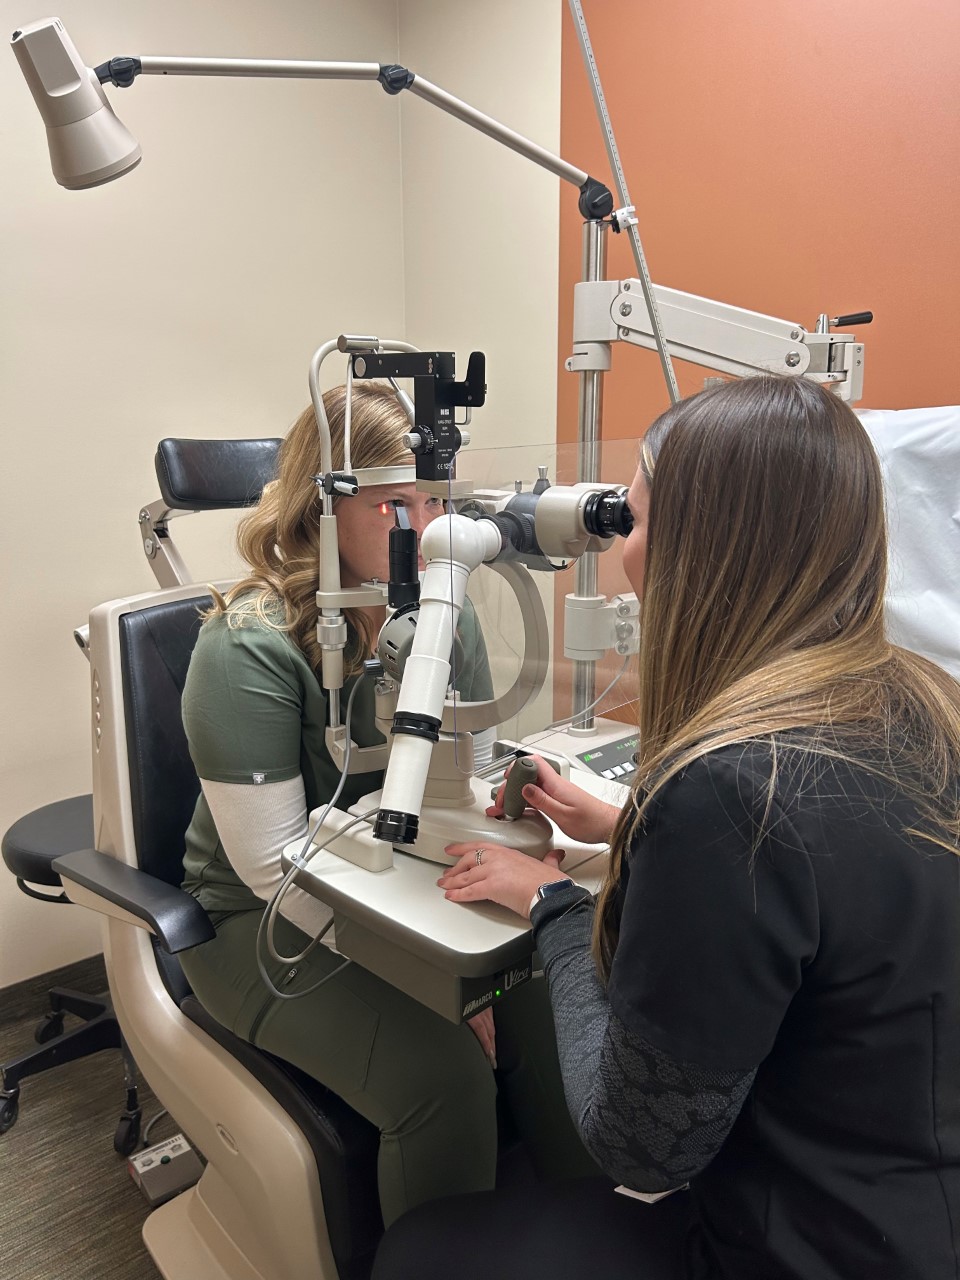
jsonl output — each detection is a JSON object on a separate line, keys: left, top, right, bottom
{"left": 135, "top": 56, "right": 381, "bottom": 81}
{"left": 94, "top": 52, "right": 613, "bottom": 219}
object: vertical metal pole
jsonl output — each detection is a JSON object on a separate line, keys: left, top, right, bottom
{"left": 567, "top": 0, "right": 681, "bottom": 405}
{"left": 571, "top": 219, "right": 608, "bottom": 731}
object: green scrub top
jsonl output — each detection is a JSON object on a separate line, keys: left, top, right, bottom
{"left": 181, "top": 595, "right": 493, "bottom": 917}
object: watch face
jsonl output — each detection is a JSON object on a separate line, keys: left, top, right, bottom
{"left": 539, "top": 878, "right": 573, "bottom": 900}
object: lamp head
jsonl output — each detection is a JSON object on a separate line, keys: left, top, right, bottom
{"left": 11, "top": 17, "right": 140, "bottom": 189}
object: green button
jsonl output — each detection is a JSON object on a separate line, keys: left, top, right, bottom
{"left": 160, "top": 1155, "right": 171, "bottom": 1165}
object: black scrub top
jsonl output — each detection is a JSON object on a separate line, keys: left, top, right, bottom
{"left": 608, "top": 740, "right": 960, "bottom": 1280}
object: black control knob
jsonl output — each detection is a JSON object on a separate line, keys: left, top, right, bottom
{"left": 500, "top": 757, "right": 539, "bottom": 820}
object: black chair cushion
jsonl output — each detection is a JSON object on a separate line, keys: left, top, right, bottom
{"left": 2, "top": 795, "right": 94, "bottom": 886}
{"left": 119, "top": 598, "right": 209, "bottom": 888}
{"left": 180, "top": 995, "right": 382, "bottom": 1280}
{"left": 156, "top": 439, "right": 282, "bottom": 512}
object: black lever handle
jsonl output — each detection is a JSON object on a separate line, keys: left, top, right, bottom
{"left": 832, "top": 311, "right": 873, "bottom": 328}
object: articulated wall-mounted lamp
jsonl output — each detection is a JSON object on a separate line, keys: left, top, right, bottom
{"left": 12, "top": 16, "right": 616, "bottom": 206}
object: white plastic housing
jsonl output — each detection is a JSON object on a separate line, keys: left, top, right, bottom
{"left": 378, "top": 515, "right": 501, "bottom": 828}
{"left": 11, "top": 18, "right": 141, "bottom": 189}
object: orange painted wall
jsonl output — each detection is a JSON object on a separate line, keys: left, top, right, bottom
{"left": 557, "top": 0, "right": 960, "bottom": 447}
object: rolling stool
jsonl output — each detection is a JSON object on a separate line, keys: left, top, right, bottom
{"left": 0, "top": 794, "right": 142, "bottom": 1153}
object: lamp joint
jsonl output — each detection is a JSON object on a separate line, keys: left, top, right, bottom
{"left": 378, "top": 64, "right": 414, "bottom": 95}
{"left": 94, "top": 56, "right": 142, "bottom": 88}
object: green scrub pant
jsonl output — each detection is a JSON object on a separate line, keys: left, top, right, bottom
{"left": 179, "top": 909, "right": 597, "bottom": 1227}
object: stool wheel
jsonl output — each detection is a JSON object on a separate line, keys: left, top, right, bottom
{"left": 0, "top": 1088, "right": 20, "bottom": 1134}
{"left": 34, "top": 1011, "right": 66, "bottom": 1044}
{"left": 114, "top": 1110, "right": 142, "bottom": 1156}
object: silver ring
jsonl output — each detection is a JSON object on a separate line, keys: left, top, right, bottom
{"left": 475, "top": 847, "right": 485, "bottom": 866}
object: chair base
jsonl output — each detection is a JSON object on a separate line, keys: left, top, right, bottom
{"left": 144, "top": 1168, "right": 326, "bottom": 1280}
{"left": 0, "top": 987, "right": 141, "bottom": 1151}
{"left": 143, "top": 1186, "right": 252, "bottom": 1280}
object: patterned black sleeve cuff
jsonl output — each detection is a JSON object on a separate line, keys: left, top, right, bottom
{"left": 530, "top": 881, "right": 594, "bottom": 931}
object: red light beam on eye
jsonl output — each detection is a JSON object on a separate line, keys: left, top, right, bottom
{"left": 379, "top": 502, "right": 390, "bottom": 515}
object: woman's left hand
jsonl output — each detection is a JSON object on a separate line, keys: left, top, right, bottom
{"left": 439, "top": 842, "right": 569, "bottom": 920}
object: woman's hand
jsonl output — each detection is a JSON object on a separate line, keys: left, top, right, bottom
{"left": 439, "top": 843, "right": 569, "bottom": 920}
{"left": 466, "top": 1007, "right": 497, "bottom": 1069}
{"left": 489, "top": 756, "right": 620, "bottom": 846}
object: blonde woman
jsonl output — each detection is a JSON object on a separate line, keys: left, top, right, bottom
{"left": 179, "top": 383, "right": 594, "bottom": 1230}
{"left": 375, "top": 376, "right": 960, "bottom": 1279}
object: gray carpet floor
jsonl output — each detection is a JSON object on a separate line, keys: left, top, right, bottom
{"left": 0, "top": 957, "right": 171, "bottom": 1280}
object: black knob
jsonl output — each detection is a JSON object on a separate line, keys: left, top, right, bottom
{"left": 501, "top": 757, "right": 539, "bottom": 820}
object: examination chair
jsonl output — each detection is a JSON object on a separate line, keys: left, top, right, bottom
{"left": 53, "top": 582, "right": 382, "bottom": 1280}
{"left": 43, "top": 437, "right": 382, "bottom": 1280}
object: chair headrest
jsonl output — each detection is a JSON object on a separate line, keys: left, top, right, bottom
{"left": 155, "top": 438, "right": 282, "bottom": 512}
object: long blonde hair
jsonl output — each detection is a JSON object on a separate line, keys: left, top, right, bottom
{"left": 595, "top": 375, "right": 960, "bottom": 977}
{"left": 208, "top": 382, "right": 410, "bottom": 674}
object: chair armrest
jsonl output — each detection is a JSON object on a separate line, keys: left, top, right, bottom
{"left": 53, "top": 849, "right": 215, "bottom": 954}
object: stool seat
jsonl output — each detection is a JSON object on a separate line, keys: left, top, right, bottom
{"left": 2, "top": 795, "right": 93, "bottom": 887}
{"left": 2, "top": 793, "right": 140, "bottom": 1154}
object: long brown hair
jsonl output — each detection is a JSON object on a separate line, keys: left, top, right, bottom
{"left": 207, "top": 382, "right": 410, "bottom": 675}
{"left": 595, "top": 375, "right": 960, "bottom": 977}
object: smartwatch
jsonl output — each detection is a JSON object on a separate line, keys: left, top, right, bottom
{"left": 529, "top": 877, "right": 577, "bottom": 917}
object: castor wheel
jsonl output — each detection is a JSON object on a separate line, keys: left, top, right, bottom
{"left": 0, "top": 1089, "right": 20, "bottom": 1135}
{"left": 34, "top": 1011, "right": 65, "bottom": 1044}
{"left": 114, "top": 1111, "right": 142, "bottom": 1156}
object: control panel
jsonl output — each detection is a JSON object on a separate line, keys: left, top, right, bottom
{"left": 575, "top": 732, "right": 639, "bottom": 780}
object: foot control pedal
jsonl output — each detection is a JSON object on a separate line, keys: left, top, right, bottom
{"left": 128, "top": 1132, "right": 204, "bottom": 1207}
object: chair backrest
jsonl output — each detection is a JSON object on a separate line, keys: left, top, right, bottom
{"left": 118, "top": 595, "right": 210, "bottom": 886}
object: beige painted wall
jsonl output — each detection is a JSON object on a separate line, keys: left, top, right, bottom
{"left": 1, "top": 0, "right": 564, "bottom": 988}
{"left": 0, "top": 0, "right": 407, "bottom": 987}
{"left": 397, "top": 0, "right": 563, "bottom": 726}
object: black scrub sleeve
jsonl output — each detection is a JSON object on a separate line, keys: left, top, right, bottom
{"left": 532, "top": 886, "right": 756, "bottom": 1193}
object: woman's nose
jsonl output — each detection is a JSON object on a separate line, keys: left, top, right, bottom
{"left": 410, "top": 504, "right": 440, "bottom": 534}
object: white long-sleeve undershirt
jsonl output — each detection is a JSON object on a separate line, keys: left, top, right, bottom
{"left": 200, "top": 775, "right": 337, "bottom": 945}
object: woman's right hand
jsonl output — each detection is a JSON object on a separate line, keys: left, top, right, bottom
{"left": 489, "top": 756, "right": 620, "bottom": 846}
